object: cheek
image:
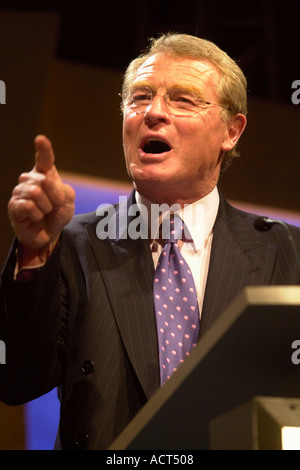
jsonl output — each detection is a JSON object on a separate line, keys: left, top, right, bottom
{"left": 122, "top": 115, "right": 139, "bottom": 154}
{"left": 186, "top": 118, "right": 226, "bottom": 153}
{"left": 176, "top": 121, "right": 225, "bottom": 171}
{"left": 122, "top": 121, "right": 133, "bottom": 159}
{"left": 176, "top": 124, "right": 206, "bottom": 157}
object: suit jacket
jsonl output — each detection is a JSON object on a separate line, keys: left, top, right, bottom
{"left": 1, "top": 189, "right": 300, "bottom": 449}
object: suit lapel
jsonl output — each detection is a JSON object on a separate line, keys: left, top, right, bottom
{"left": 83, "top": 189, "right": 278, "bottom": 390}
{"left": 200, "top": 194, "right": 277, "bottom": 336}
{"left": 86, "top": 191, "right": 160, "bottom": 399}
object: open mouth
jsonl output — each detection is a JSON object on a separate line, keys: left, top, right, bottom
{"left": 142, "top": 139, "right": 171, "bottom": 154}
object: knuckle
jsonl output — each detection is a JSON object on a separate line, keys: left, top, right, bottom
{"left": 28, "top": 184, "right": 42, "bottom": 199}
{"left": 18, "top": 172, "right": 31, "bottom": 183}
{"left": 7, "top": 196, "right": 16, "bottom": 214}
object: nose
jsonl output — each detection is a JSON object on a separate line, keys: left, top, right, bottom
{"left": 144, "top": 93, "right": 171, "bottom": 124}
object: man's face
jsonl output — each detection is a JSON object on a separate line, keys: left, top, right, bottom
{"left": 122, "top": 52, "right": 244, "bottom": 205}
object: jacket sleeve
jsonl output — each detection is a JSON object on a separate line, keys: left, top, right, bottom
{"left": 0, "top": 239, "right": 67, "bottom": 405}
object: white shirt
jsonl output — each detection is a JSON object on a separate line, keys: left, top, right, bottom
{"left": 135, "top": 187, "right": 220, "bottom": 317}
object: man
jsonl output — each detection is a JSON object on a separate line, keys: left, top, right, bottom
{"left": 0, "top": 33, "right": 300, "bottom": 450}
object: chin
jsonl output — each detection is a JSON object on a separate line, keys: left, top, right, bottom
{"left": 131, "top": 166, "right": 169, "bottom": 184}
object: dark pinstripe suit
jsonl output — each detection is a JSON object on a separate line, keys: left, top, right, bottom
{"left": 1, "top": 189, "right": 300, "bottom": 449}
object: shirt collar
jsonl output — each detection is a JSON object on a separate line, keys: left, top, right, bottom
{"left": 135, "top": 187, "right": 219, "bottom": 251}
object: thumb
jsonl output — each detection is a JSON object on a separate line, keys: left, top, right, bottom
{"left": 34, "top": 135, "right": 55, "bottom": 174}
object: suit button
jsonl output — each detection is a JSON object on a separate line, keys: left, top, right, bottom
{"left": 75, "top": 433, "right": 89, "bottom": 449}
{"left": 81, "top": 360, "right": 94, "bottom": 375}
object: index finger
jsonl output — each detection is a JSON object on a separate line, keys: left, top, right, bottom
{"left": 34, "top": 135, "right": 55, "bottom": 174}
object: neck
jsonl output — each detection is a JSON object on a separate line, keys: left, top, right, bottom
{"left": 133, "top": 182, "right": 217, "bottom": 207}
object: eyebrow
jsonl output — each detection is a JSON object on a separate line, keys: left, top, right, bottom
{"left": 128, "top": 81, "right": 206, "bottom": 100}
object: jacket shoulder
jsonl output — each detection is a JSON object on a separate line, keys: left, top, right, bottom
{"left": 219, "top": 194, "right": 300, "bottom": 246}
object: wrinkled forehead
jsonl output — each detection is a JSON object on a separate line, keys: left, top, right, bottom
{"left": 132, "top": 53, "right": 221, "bottom": 95}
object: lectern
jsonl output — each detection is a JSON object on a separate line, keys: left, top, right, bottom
{"left": 109, "top": 286, "right": 300, "bottom": 450}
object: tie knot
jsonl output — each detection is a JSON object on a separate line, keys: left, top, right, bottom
{"left": 159, "top": 215, "right": 192, "bottom": 244}
{"left": 169, "top": 216, "right": 183, "bottom": 243}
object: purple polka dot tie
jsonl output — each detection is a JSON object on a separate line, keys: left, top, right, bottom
{"left": 154, "top": 216, "right": 200, "bottom": 385}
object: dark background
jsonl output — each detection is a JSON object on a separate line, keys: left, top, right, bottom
{"left": 1, "top": 0, "right": 298, "bottom": 103}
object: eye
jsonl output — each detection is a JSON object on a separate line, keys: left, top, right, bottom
{"left": 131, "top": 88, "right": 152, "bottom": 104}
{"left": 169, "top": 90, "right": 199, "bottom": 107}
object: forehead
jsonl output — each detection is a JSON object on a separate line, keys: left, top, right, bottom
{"left": 132, "top": 53, "right": 221, "bottom": 93}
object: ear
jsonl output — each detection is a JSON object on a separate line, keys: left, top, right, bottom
{"left": 221, "top": 113, "right": 247, "bottom": 152}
